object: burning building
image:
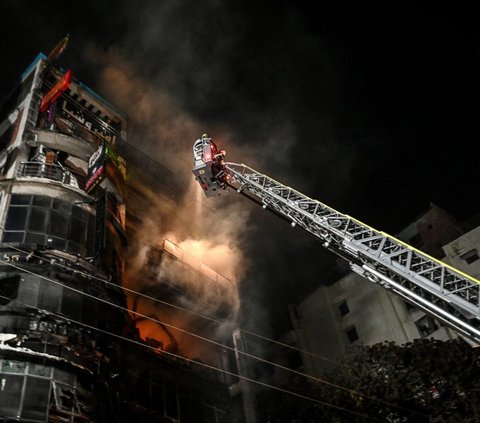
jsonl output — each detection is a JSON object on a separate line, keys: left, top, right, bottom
{"left": 0, "top": 47, "right": 235, "bottom": 422}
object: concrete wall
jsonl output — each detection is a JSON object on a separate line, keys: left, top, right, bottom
{"left": 291, "top": 271, "right": 456, "bottom": 376}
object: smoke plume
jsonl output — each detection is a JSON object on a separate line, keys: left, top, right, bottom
{"left": 88, "top": 51, "right": 256, "bottom": 360}
{"left": 80, "top": 0, "right": 355, "bottom": 341}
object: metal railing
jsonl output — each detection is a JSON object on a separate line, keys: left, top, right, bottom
{"left": 17, "top": 161, "right": 87, "bottom": 190}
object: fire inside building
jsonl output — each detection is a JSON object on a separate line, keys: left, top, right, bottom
{"left": 0, "top": 47, "right": 237, "bottom": 422}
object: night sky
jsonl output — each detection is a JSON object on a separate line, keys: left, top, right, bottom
{"left": 1, "top": 2, "right": 479, "bottom": 335}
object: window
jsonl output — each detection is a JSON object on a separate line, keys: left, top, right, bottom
{"left": 22, "top": 377, "right": 50, "bottom": 420}
{"left": 338, "top": 300, "right": 350, "bottom": 317}
{"left": 50, "top": 211, "right": 69, "bottom": 238}
{"left": 28, "top": 207, "right": 48, "bottom": 232}
{"left": 415, "top": 316, "right": 439, "bottom": 337}
{"left": 345, "top": 325, "right": 359, "bottom": 343}
{"left": 4, "top": 206, "right": 28, "bottom": 230}
{"left": 2, "top": 194, "right": 94, "bottom": 256}
{"left": 52, "top": 382, "right": 81, "bottom": 416}
{"left": 165, "top": 387, "right": 179, "bottom": 419}
{"left": 0, "top": 374, "right": 23, "bottom": 418}
{"left": 461, "top": 249, "right": 479, "bottom": 265}
{"left": 0, "top": 360, "right": 87, "bottom": 421}
{"left": 0, "top": 275, "right": 20, "bottom": 305}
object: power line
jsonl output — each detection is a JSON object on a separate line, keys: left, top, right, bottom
{"left": 240, "top": 328, "right": 340, "bottom": 365}
{"left": 0, "top": 291, "right": 387, "bottom": 422}
{"left": 0, "top": 252, "right": 427, "bottom": 418}
{"left": 0, "top": 241, "right": 339, "bottom": 367}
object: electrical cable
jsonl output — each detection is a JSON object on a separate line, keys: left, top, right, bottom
{"left": 0, "top": 241, "right": 340, "bottom": 367}
{"left": 239, "top": 329, "right": 340, "bottom": 365}
{"left": 0, "top": 253, "right": 427, "bottom": 418}
{"left": 0, "top": 291, "right": 388, "bottom": 422}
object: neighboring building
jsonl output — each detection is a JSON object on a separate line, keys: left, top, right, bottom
{"left": 269, "top": 205, "right": 469, "bottom": 379}
{"left": 0, "top": 52, "right": 235, "bottom": 422}
{"left": 442, "top": 224, "right": 480, "bottom": 279}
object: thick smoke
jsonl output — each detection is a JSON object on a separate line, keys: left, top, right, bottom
{"left": 81, "top": 1, "right": 354, "bottom": 340}
{"left": 89, "top": 52, "right": 256, "bottom": 359}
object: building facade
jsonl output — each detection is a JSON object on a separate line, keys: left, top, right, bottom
{"left": 279, "top": 205, "right": 470, "bottom": 377}
{"left": 0, "top": 53, "right": 234, "bottom": 422}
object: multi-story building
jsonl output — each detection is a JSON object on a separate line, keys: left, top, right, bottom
{"left": 0, "top": 50, "right": 235, "bottom": 422}
{"left": 281, "top": 204, "right": 475, "bottom": 377}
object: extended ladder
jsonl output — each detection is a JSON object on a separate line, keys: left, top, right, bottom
{"left": 224, "top": 162, "right": 480, "bottom": 343}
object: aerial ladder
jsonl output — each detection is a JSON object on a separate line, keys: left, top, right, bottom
{"left": 192, "top": 135, "right": 480, "bottom": 343}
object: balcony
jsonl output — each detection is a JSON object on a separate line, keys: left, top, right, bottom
{"left": 16, "top": 161, "right": 87, "bottom": 191}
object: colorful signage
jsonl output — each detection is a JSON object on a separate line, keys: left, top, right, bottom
{"left": 39, "top": 70, "right": 72, "bottom": 113}
{"left": 58, "top": 96, "right": 119, "bottom": 144}
{"left": 85, "top": 143, "right": 107, "bottom": 193}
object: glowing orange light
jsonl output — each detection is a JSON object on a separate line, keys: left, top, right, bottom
{"left": 39, "top": 69, "right": 72, "bottom": 112}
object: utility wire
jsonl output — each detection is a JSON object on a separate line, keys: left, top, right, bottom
{"left": 0, "top": 291, "right": 387, "bottom": 422}
{"left": 0, "top": 253, "right": 427, "bottom": 418}
{"left": 0, "top": 241, "right": 339, "bottom": 367}
{"left": 240, "top": 329, "right": 340, "bottom": 365}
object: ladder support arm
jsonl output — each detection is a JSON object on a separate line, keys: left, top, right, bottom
{"left": 192, "top": 137, "right": 480, "bottom": 342}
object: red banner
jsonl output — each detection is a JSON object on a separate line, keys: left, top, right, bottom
{"left": 39, "top": 69, "right": 72, "bottom": 113}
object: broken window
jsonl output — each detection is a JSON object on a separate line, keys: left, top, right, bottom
{"left": 22, "top": 377, "right": 50, "bottom": 421}
{"left": 52, "top": 381, "right": 82, "bottom": 417}
{"left": 5, "top": 205, "right": 28, "bottom": 230}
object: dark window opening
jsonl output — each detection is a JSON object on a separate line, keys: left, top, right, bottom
{"left": 135, "top": 378, "right": 150, "bottom": 408}
{"left": 338, "top": 300, "right": 350, "bottom": 317}
{"left": 5, "top": 206, "right": 28, "bottom": 230}
{"left": 32, "top": 196, "right": 52, "bottom": 207}
{"left": 10, "top": 194, "right": 32, "bottom": 205}
{"left": 0, "top": 375, "right": 23, "bottom": 418}
{"left": 151, "top": 384, "right": 165, "bottom": 413}
{"left": 25, "top": 232, "right": 46, "bottom": 245}
{"left": 70, "top": 217, "right": 86, "bottom": 244}
{"left": 50, "top": 211, "right": 69, "bottom": 238}
{"left": 461, "top": 249, "right": 479, "bottom": 265}
{"left": 165, "top": 387, "right": 179, "bottom": 419}
{"left": 345, "top": 325, "right": 359, "bottom": 343}
{"left": 416, "top": 316, "right": 440, "bottom": 337}
{"left": 2, "top": 232, "right": 23, "bottom": 243}
{"left": 2, "top": 195, "right": 94, "bottom": 256}
{"left": 53, "top": 198, "right": 71, "bottom": 213}
{"left": 28, "top": 207, "right": 48, "bottom": 232}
